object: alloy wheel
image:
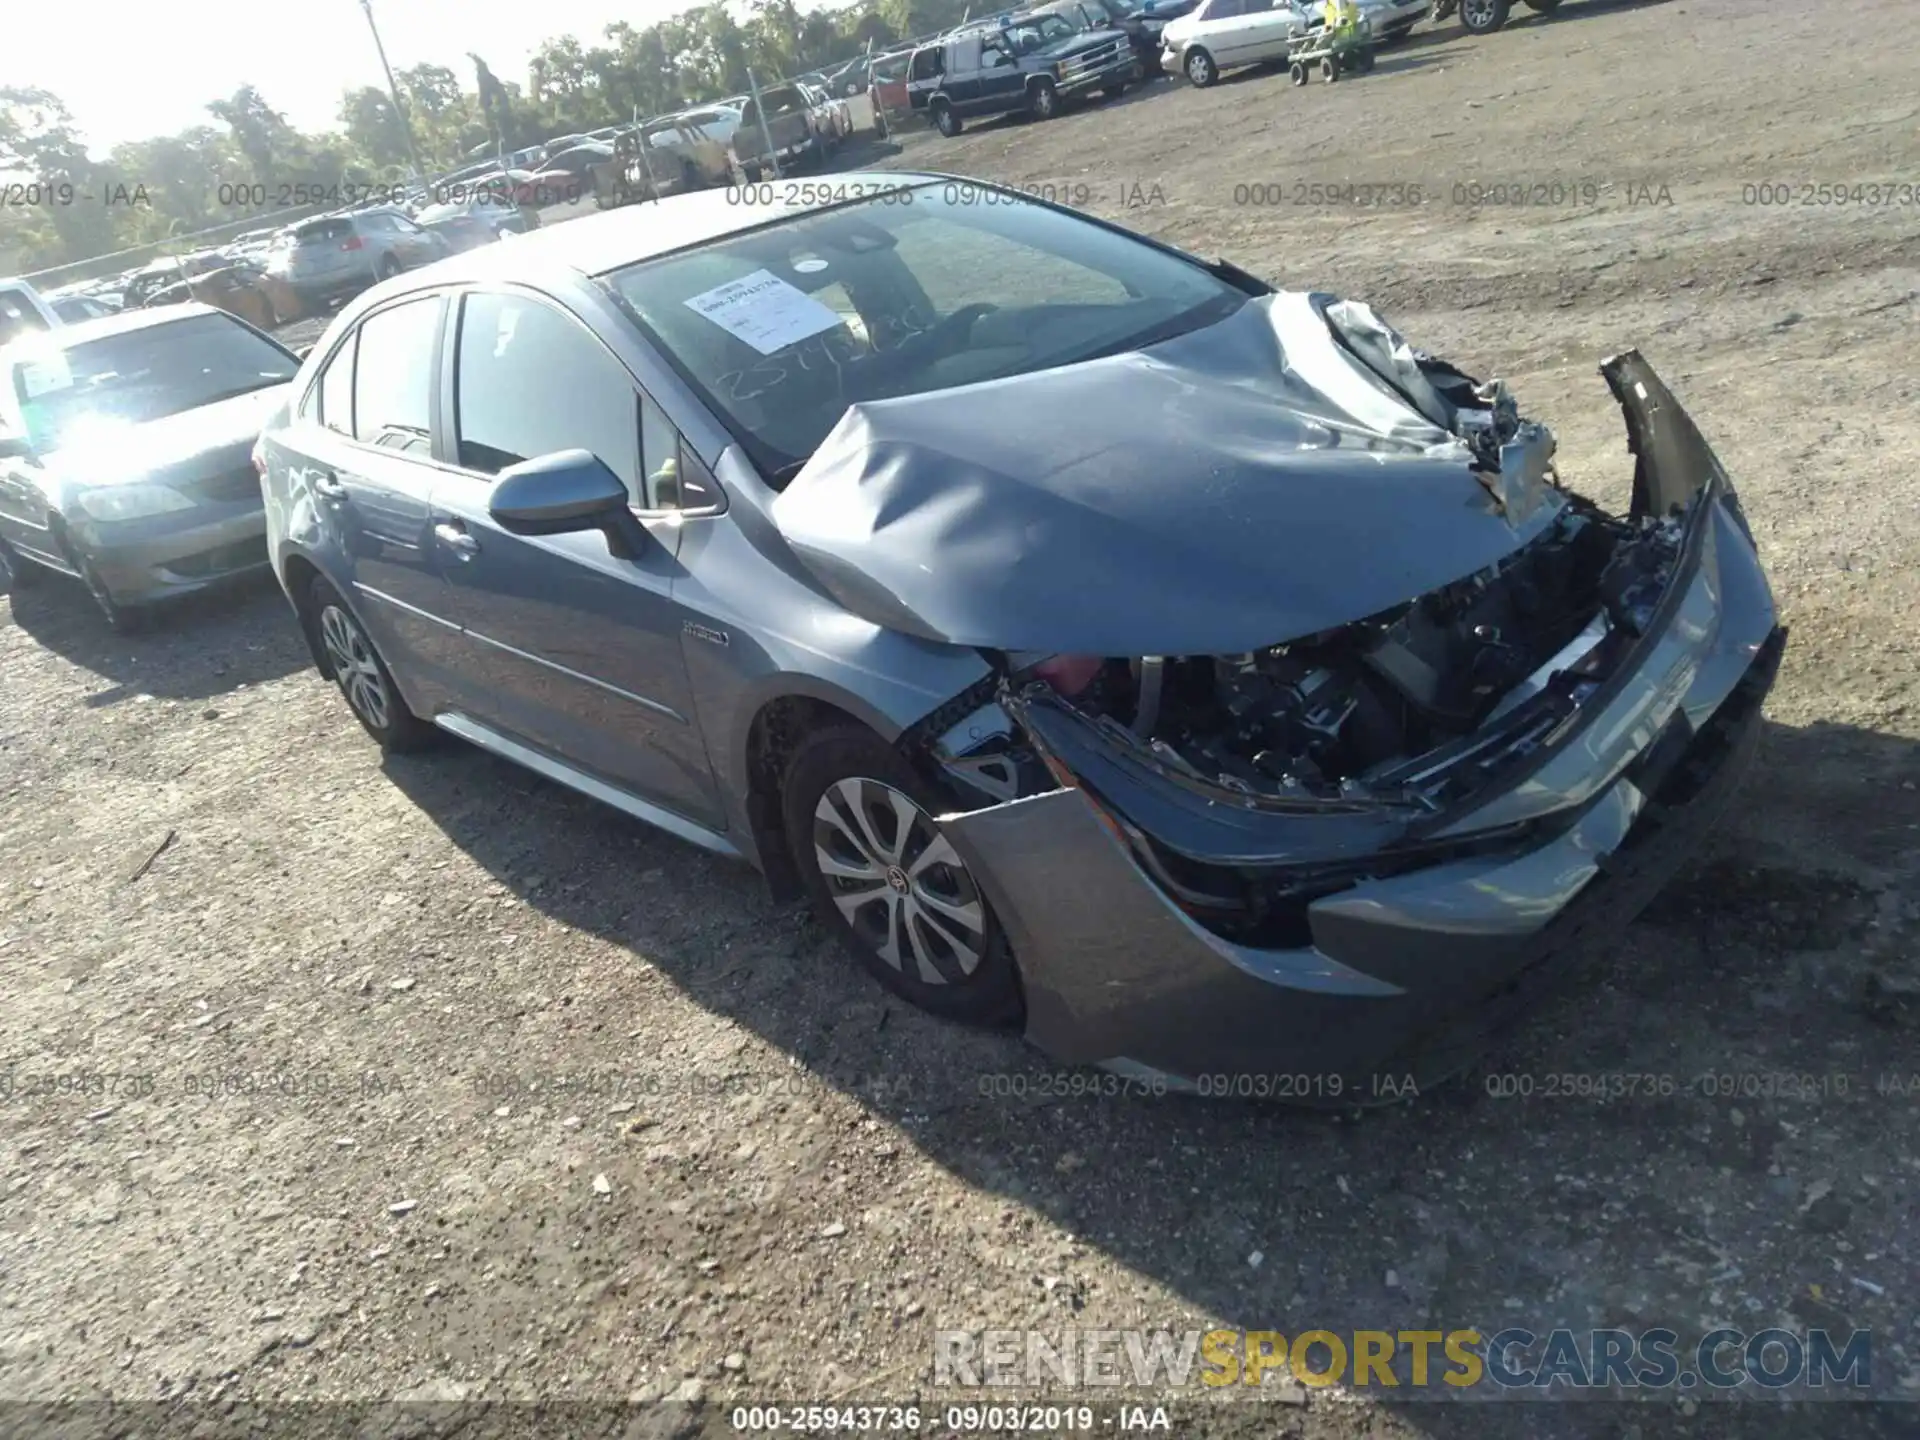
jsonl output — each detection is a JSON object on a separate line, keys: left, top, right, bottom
{"left": 319, "top": 602, "right": 392, "bottom": 731}
{"left": 1459, "top": 0, "right": 1506, "bottom": 29}
{"left": 811, "top": 777, "right": 987, "bottom": 986}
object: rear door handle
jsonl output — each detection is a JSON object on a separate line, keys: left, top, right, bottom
{"left": 434, "top": 522, "right": 480, "bottom": 558}
{"left": 311, "top": 474, "right": 347, "bottom": 501}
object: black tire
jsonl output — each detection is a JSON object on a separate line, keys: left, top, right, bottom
{"left": 1289, "top": 60, "right": 1309, "bottom": 85}
{"left": 1458, "top": 0, "right": 1511, "bottom": 32}
{"left": 305, "top": 575, "right": 435, "bottom": 752}
{"left": 376, "top": 253, "right": 402, "bottom": 280}
{"left": 1184, "top": 47, "right": 1219, "bottom": 87}
{"left": 932, "top": 99, "right": 962, "bottom": 138}
{"left": 1320, "top": 56, "right": 1338, "bottom": 81}
{"left": 1029, "top": 77, "right": 1060, "bottom": 120}
{"left": 782, "top": 725, "right": 1023, "bottom": 1028}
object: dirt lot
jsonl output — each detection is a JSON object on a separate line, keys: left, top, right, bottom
{"left": 4, "top": 1, "right": 1919, "bottom": 1435}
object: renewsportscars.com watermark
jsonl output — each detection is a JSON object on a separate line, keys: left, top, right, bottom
{"left": 935, "top": 1327, "right": 1875, "bottom": 1397}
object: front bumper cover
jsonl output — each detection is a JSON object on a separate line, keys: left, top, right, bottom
{"left": 936, "top": 354, "right": 1785, "bottom": 1092}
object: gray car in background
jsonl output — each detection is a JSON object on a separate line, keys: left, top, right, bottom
{"left": 264, "top": 209, "right": 448, "bottom": 320}
{"left": 255, "top": 176, "right": 1782, "bottom": 1098}
{"left": 0, "top": 305, "right": 298, "bottom": 627}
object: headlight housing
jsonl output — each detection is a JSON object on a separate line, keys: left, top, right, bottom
{"left": 75, "top": 484, "right": 194, "bottom": 522}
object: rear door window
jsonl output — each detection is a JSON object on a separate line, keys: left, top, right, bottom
{"left": 312, "top": 330, "right": 357, "bottom": 434}
{"left": 352, "top": 297, "right": 441, "bottom": 454}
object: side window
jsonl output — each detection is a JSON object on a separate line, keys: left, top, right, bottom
{"left": 314, "top": 330, "right": 357, "bottom": 435}
{"left": 353, "top": 297, "right": 439, "bottom": 454}
{"left": 453, "top": 291, "right": 642, "bottom": 500}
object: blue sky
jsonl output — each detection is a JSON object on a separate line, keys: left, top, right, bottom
{"left": 5, "top": 0, "right": 706, "bottom": 153}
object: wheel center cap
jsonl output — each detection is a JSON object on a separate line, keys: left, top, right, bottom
{"left": 885, "top": 865, "right": 910, "bottom": 894}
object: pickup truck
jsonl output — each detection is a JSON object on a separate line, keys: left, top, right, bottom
{"left": 728, "top": 85, "right": 831, "bottom": 181}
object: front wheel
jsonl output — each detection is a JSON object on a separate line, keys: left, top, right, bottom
{"left": 1185, "top": 47, "right": 1219, "bottom": 87}
{"left": 376, "top": 253, "right": 401, "bottom": 280}
{"left": 1029, "top": 77, "right": 1061, "bottom": 120}
{"left": 307, "top": 576, "right": 434, "bottom": 752}
{"left": 1458, "top": 0, "right": 1512, "bottom": 32}
{"left": 783, "top": 726, "right": 1023, "bottom": 1027}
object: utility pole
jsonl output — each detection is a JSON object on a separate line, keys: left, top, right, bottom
{"left": 358, "top": 0, "right": 428, "bottom": 185}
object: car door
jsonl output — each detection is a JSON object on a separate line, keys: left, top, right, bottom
{"left": 423, "top": 285, "right": 723, "bottom": 827}
{"left": 287, "top": 294, "right": 470, "bottom": 703}
{"left": 1201, "top": 0, "right": 1251, "bottom": 63}
{"left": 387, "top": 213, "right": 444, "bottom": 266}
{"left": 1239, "top": 0, "right": 1292, "bottom": 61}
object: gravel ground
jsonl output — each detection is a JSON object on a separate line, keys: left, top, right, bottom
{"left": 4, "top": 2, "right": 1919, "bottom": 1436}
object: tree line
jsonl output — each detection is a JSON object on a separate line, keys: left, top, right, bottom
{"left": 1, "top": 0, "right": 986, "bottom": 275}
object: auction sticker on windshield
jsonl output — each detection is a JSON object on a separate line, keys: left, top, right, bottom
{"left": 683, "top": 268, "right": 842, "bottom": 355}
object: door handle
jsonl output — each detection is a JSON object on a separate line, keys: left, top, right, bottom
{"left": 434, "top": 522, "right": 480, "bottom": 558}
{"left": 311, "top": 474, "right": 347, "bottom": 501}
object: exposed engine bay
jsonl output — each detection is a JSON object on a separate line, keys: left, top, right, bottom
{"left": 1031, "top": 499, "right": 1687, "bottom": 801}
{"left": 927, "top": 491, "right": 1690, "bottom": 824}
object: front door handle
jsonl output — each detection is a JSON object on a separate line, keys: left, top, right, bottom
{"left": 434, "top": 522, "right": 480, "bottom": 558}
{"left": 311, "top": 474, "right": 347, "bottom": 501}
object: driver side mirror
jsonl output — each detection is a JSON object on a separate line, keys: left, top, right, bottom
{"left": 490, "top": 448, "right": 647, "bottom": 558}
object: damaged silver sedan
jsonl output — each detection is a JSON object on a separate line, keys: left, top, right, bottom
{"left": 259, "top": 173, "right": 1783, "bottom": 1099}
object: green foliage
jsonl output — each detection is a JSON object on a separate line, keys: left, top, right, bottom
{"left": 1, "top": 0, "right": 986, "bottom": 274}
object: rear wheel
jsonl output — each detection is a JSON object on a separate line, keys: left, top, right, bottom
{"left": 1289, "top": 60, "right": 1309, "bottom": 85}
{"left": 783, "top": 726, "right": 1022, "bottom": 1027}
{"left": 1029, "top": 77, "right": 1061, "bottom": 120}
{"left": 1185, "top": 47, "right": 1219, "bottom": 87}
{"left": 376, "top": 253, "right": 401, "bottom": 280}
{"left": 307, "top": 576, "right": 434, "bottom": 752}
{"left": 932, "top": 99, "right": 962, "bottom": 137}
{"left": 1320, "top": 55, "right": 1339, "bottom": 81}
{"left": 1458, "top": 0, "right": 1511, "bottom": 32}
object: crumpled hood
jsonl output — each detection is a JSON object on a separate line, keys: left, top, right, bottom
{"left": 40, "top": 384, "right": 287, "bottom": 494}
{"left": 770, "top": 292, "right": 1561, "bottom": 656}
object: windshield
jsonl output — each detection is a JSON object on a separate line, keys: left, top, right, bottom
{"left": 7, "top": 314, "right": 296, "bottom": 453}
{"left": 1007, "top": 15, "right": 1076, "bottom": 48}
{"left": 606, "top": 184, "right": 1246, "bottom": 484}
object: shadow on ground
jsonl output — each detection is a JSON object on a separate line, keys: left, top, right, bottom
{"left": 2, "top": 567, "right": 309, "bottom": 704}
{"left": 384, "top": 708, "right": 1919, "bottom": 1427}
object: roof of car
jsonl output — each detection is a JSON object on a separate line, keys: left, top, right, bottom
{"left": 392, "top": 171, "right": 951, "bottom": 280}
{"left": 12, "top": 302, "right": 228, "bottom": 350}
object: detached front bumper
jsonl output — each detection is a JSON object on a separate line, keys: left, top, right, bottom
{"left": 938, "top": 356, "right": 1785, "bottom": 1094}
